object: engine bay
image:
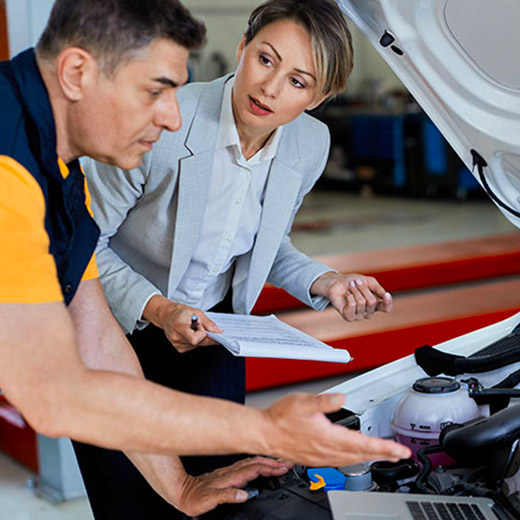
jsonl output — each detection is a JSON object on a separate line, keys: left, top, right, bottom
{"left": 204, "top": 314, "right": 520, "bottom": 519}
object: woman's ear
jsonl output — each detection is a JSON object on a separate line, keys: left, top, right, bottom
{"left": 56, "top": 47, "right": 96, "bottom": 102}
{"left": 236, "top": 35, "right": 247, "bottom": 64}
{"left": 307, "top": 92, "right": 332, "bottom": 111}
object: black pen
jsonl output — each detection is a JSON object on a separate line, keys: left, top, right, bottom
{"left": 190, "top": 314, "right": 199, "bottom": 332}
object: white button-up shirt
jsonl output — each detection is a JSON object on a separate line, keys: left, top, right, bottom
{"left": 173, "top": 78, "right": 283, "bottom": 310}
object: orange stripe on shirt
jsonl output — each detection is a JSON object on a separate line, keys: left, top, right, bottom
{"left": 81, "top": 171, "right": 99, "bottom": 281}
{"left": 0, "top": 156, "right": 63, "bottom": 303}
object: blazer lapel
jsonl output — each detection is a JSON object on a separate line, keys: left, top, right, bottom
{"left": 167, "top": 77, "right": 230, "bottom": 293}
{"left": 168, "top": 151, "right": 214, "bottom": 292}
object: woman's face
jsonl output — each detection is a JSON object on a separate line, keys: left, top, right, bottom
{"left": 233, "top": 19, "right": 328, "bottom": 136}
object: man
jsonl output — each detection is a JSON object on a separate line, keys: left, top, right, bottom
{"left": 0, "top": 0, "right": 410, "bottom": 517}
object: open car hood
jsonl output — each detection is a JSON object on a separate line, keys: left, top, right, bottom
{"left": 338, "top": 0, "right": 520, "bottom": 228}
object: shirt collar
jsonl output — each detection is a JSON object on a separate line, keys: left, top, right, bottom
{"left": 11, "top": 48, "right": 79, "bottom": 180}
{"left": 217, "top": 76, "right": 283, "bottom": 166}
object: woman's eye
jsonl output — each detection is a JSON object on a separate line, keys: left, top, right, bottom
{"left": 259, "top": 54, "right": 272, "bottom": 66}
{"left": 291, "top": 77, "right": 305, "bottom": 89}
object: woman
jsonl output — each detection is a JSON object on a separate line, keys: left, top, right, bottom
{"left": 81, "top": 0, "right": 395, "bottom": 518}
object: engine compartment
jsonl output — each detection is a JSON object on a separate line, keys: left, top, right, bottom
{"left": 203, "top": 313, "right": 520, "bottom": 519}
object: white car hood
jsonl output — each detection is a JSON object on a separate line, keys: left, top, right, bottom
{"left": 338, "top": 0, "right": 520, "bottom": 228}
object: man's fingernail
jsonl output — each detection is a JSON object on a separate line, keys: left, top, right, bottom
{"left": 384, "top": 292, "right": 392, "bottom": 300}
{"left": 394, "top": 449, "right": 410, "bottom": 458}
{"left": 349, "top": 280, "right": 356, "bottom": 288}
{"left": 236, "top": 490, "right": 249, "bottom": 501}
{"left": 330, "top": 393, "right": 345, "bottom": 407}
{"left": 356, "top": 279, "right": 363, "bottom": 286}
{"left": 241, "top": 489, "right": 259, "bottom": 500}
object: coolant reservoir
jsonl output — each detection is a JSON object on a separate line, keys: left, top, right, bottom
{"left": 391, "top": 377, "right": 481, "bottom": 466}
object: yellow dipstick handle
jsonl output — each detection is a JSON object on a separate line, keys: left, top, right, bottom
{"left": 309, "top": 474, "right": 326, "bottom": 491}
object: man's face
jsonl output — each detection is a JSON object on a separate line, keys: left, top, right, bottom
{"left": 73, "top": 39, "right": 189, "bottom": 170}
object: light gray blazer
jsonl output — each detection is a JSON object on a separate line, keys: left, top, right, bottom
{"left": 84, "top": 74, "right": 333, "bottom": 334}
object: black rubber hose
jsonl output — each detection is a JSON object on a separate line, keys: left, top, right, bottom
{"left": 415, "top": 445, "right": 444, "bottom": 495}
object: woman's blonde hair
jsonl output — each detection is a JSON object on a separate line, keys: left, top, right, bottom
{"left": 244, "top": 0, "right": 353, "bottom": 97}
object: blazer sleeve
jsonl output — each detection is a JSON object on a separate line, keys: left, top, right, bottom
{"left": 266, "top": 120, "right": 335, "bottom": 311}
{"left": 83, "top": 154, "right": 162, "bottom": 333}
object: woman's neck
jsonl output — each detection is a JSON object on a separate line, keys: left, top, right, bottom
{"left": 231, "top": 91, "right": 275, "bottom": 161}
{"left": 238, "top": 126, "right": 275, "bottom": 161}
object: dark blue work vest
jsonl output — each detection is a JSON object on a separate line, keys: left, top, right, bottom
{"left": 0, "top": 48, "right": 100, "bottom": 305}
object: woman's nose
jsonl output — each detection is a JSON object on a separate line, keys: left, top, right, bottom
{"left": 261, "top": 74, "right": 282, "bottom": 98}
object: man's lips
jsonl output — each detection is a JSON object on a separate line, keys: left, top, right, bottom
{"left": 139, "top": 139, "right": 157, "bottom": 150}
{"left": 248, "top": 96, "right": 273, "bottom": 114}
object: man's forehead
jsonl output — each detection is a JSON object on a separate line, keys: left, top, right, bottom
{"left": 119, "top": 39, "right": 189, "bottom": 81}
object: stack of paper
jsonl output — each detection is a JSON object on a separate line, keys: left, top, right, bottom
{"left": 206, "top": 312, "right": 351, "bottom": 363}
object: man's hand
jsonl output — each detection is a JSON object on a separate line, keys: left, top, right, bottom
{"left": 176, "top": 457, "right": 291, "bottom": 518}
{"left": 262, "top": 393, "right": 410, "bottom": 468}
{"left": 311, "top": 272, "right": 393, "bottom": 321}
{"left": 143, "top": 295, "right": 222, "bottom": 353}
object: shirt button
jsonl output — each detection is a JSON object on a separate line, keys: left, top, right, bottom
{"left": 64, "top": 283, "right": 73, "bottom": 295}
{"left": 235, "top": 200, "right": 242, "bottom": 205}
{"left": 212, "top": 267, "right": 220, "bottom": 274}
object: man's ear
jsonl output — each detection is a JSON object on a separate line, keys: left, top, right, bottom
{"left": 236, "top": 35, "right": 246, "bottom": 64}
{"left": 307, "top": 91, "right": 332, "bottom": 112}
{"left": 56, "top": 47, "right": 97, "bottom": 102}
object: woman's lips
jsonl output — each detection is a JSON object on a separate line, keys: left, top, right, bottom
{"left": 248, "top": 96, "right": 273, "bottom": 115}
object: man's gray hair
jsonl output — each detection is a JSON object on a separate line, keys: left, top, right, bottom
{"left": 37, "top": 0, "right": 206, "bottom": 73}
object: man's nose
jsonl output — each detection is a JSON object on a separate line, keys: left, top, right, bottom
{"left": 155, "top": 94, "right": 182, "bottom": 133}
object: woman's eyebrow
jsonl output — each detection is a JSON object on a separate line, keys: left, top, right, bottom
{"left": 262, "top": 42, "right": 282, "bottom": 61}
{"left": 294, "top": 68, "right": 316, "bottom": 81}
{"left": 262, "top": 41, "right": 316, "bottom": 81}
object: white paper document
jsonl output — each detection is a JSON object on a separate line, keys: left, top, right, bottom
{"left": 206, "top": 312, "right": 352, "bottom": 363}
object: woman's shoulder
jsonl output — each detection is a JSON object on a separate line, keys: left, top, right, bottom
{"left": 285, "top": 111, "right": 330, "bottom": 154}
{"left": 150, "top": 76, "right": 230, "bottom": 159}
{"left": 294, "top": 111, "right": 329, "bottom": 134}
{"left": 178, "top": 75, "right": 230, "bottom": 110}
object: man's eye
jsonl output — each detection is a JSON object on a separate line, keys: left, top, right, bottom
{"left": 150, "top": 90, "right": 162, "bottom": 98}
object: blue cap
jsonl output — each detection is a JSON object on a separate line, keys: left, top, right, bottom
{"left": 307, "top": 468, "right": 346, "bottom": 491}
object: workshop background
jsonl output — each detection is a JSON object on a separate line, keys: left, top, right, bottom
{"left": 0, "top": 0, "right": 518, "bottom": 518}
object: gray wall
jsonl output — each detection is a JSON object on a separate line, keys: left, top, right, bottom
{"left": 5, "top": 0, "right": 53, "bottom": 56}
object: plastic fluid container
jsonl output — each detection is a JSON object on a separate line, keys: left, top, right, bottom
{"left": 391, "top": 377, "right": 481, "bottom": 467}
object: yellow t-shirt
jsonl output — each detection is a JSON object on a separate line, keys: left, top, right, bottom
{"left": 0, "top": 155, "right": 98, "bottom": 304}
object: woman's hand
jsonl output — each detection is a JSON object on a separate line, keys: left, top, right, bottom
{"left": 143, "top": 295, "right": 222, "bottom": 353}
{"left": 176, "top": 457, "right": 292, "bottom": 518}
{"left": 311, "top": 271, "right": 393, "bottom": 321}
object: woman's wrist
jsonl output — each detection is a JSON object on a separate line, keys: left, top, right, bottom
{"left": 310, "top": 271, "right": 338, "bottom": 297}
{"left": 143, "top": 294, "right": 176, "bottom": 329}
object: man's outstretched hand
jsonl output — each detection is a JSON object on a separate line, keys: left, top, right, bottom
{"left": 262, "top": 392, "right": 411, "bottom": 468}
